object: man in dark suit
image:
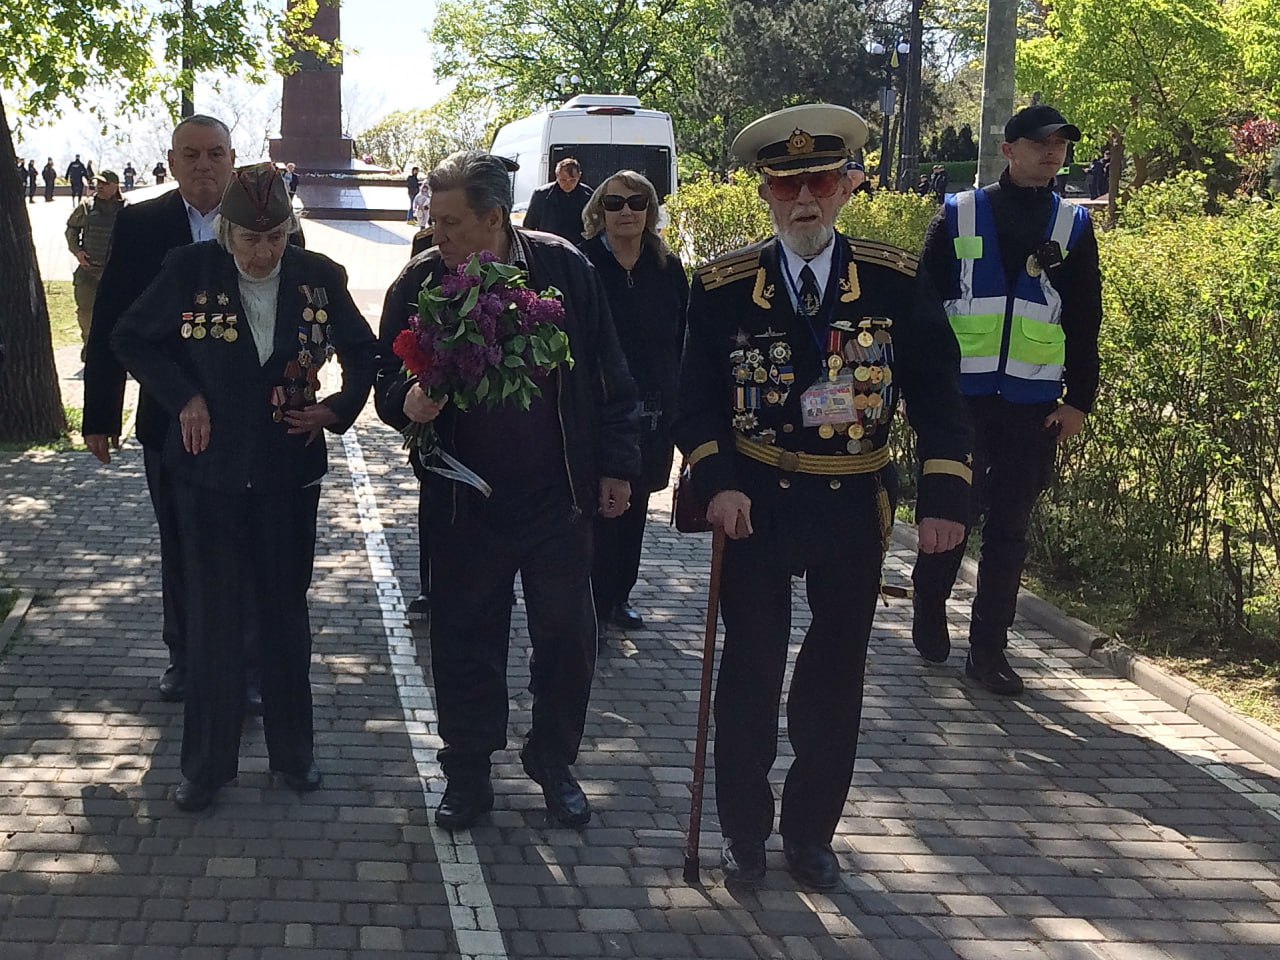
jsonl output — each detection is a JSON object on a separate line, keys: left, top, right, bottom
{"left": 522, "top": 157, "right": 592, "bottom": 241}
{"left": 83, "top": 115, "right": 239, "bottom": 704}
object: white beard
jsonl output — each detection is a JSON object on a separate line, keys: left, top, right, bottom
{"left": 771, "top": 208, "right": 834, "bottom": 259}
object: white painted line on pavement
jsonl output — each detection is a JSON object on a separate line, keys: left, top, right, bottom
{"left": 340, "top": 426, "right": 510, "bottom": 960}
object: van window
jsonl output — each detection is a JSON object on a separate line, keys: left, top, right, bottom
{"left": 549, "top": 144, "right": 673, "bottom": 200}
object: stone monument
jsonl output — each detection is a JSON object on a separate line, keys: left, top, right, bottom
{"left": 269, "top": 2, "right": 353, "bottom": 170}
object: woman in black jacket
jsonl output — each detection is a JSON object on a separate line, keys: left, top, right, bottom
{"left": 580, "top": 170, "right": 689, "bottom": 639}
{"left": 113, "top": 164, "right": 381, "bottom": 812}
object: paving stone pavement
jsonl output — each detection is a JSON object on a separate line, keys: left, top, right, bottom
{"left": 5, "top": 225, "right": 1280, "bottom": 958}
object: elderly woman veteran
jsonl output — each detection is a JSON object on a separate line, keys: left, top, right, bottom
{"left": 112, "top": 163, "right": 382, "bottom": 812}
{"left": 579, "top": 170, "right": 689, "bottom": 638}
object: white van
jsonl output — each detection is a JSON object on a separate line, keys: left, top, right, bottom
{"left": 489, "top": 94, "right": 678, "bottom": 222}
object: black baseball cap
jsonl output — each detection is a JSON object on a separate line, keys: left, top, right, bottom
{"left": 1004, "top": 105, "right": 1081, "bottom": 143}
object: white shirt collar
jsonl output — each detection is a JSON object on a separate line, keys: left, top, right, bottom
{"left": 183, "top": 197, "right": 220, "bottom": 243}
{"left": 778, "top": 233, "right": 837, "bottom": 310}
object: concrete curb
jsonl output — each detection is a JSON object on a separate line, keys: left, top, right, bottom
{"left": 0, "top": 588, "right": 34, "bottom": 653}
{"left": 891, "top": 523, "right": 1280, "bottom": 772}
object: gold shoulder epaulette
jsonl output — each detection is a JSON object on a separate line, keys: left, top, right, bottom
{"left": 697, "top": 249, "right": 761, "bottom": 291}
{"left": 846, "top": 238, "right": 919, "bottom": 278}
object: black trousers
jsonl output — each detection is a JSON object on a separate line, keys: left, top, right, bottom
{"left": 912, "top": 395, "right": 1058, "bottom": 656}
{"left": 591, "top": 488, "right": 651, "bottom": 615}
{"left": 143, "top": 446, "right": 187, "bottom": 668}
{"left": 417, "top": 481, "right": 430, "bottom": 597}
{"left": 715, "top": 472, "right": 885, "bottom": 847}
{"left": 173, "top": 482, "right": 319, "bottom": 786}
{"left": 428, "top": 484, "right": 595, "bottom": 780}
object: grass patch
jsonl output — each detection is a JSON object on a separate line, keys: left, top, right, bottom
{"left": 0, "top": 590, "right": 14, "bottom": 623}
{"left": 45, "top": 280, "right": 81, "bottom": 350}
{"left": 1023, "top": 566, "right": 1280, "bottom": 731}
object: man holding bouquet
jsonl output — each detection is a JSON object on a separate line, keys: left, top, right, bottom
{"left": 375, "top": 150, "right": 640, "bottom": 830}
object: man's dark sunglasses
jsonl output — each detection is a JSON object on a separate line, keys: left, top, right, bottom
{"left": 602, "top": 193, "right": 650, "bottom": 212}
{"left": 766, "top": 170, "right": 843, "bottom": 201}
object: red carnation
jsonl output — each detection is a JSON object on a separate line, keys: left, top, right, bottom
{"left": 393, "top": 328, "right": 432, "bottom": 378}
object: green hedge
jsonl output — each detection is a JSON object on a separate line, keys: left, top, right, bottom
{"left": 666, "top": 170, "right": 937, "bottom": 266}
{"left": 1036, "top": 202, "right": 1280, "bottom": 633}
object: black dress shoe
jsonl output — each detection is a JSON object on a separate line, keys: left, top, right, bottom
{"left": 435, "top": 777, "right": 494, "bottom": 830}
{"left": 721, "top": 838, "right": 766, "bottom": 888}
{"left": 520, "top": 745, "right": 591, "bottom": 828}
{"left": 174, "top": 779, "right": 219, "bottom": 812}
{"left": 911, "top": 595, "right": 951, "bottom": 663}
{"left": 158, "top": 663, "right": 186, "bottom": 702}
{"left": 279, "top": 763, "right": 323, "bottom": 793}
{"left": 407, "top": 593, "right": 430, "bottom": 616}
{"left": 783, "top": 839, "right": 840, "bottom": 890}
{"left": 965, "top": 651, "right": 1024, "bottom": 696}
{"left": 611, "top": 602, "right": 645, "bottom": 630}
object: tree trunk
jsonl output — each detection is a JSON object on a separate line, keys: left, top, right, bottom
{"left": 0, "top": 98, "right": 66, "bottom": 442}
{"left": 1106, "top": 128, "right": 1124, "bottom": 228}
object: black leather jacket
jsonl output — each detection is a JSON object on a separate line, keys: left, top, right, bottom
{"left": 374, "top": 228, "right": 641, "bottom": 519}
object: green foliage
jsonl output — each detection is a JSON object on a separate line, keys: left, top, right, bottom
{"left": 430, "top": 0, "right": 723, "bottom": 119}
{"left": 1116, "top": 170, "right": 1210, "bottom": 228}
{"left": 665, "top": 171, "right": 936, "bottom": 267}
{"left": 664, "top": 171, "right": 770, "bottom": 265}
{"left": 1034, "top": 202, "right": 1280, "bottom": 636}
{"left": 1017, "top": 0, "right": 1256, "bottom": 174}
{"left": 356, "top": 104, "right": 492, "bottom": 172}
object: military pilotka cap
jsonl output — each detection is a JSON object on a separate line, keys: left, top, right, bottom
{"left": 220, "top": 162, "right": 291, "bottom": 231}
{"left": 94, "top": 170, "right": 120, "bottom": 184}
{"left": 732, "top": 103, "right": 868, "bottom": 176}
{"left": 1005, "top": 105, "right": 1082, "bottom": 143}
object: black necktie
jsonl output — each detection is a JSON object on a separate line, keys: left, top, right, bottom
{"left": 798, "top": 264, "right": 822, "bottom": 317}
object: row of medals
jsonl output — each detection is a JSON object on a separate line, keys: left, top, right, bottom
{"left": 824, "top": 325, "right": 895, "bottom": 454}
{"left": 182, "top": 291, "right": 235, "bottom": 341}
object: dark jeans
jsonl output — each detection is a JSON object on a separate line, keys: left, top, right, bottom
{"left": 912, "top": 394, "right": 1058, "bottom": 656}
{"left": 715, "top": 471, "right": 885, "bottom": 847}
{"left": 428, "top": 483, "right": 595, "bottom": 780}
{"left": 173, "top": 483, "right": 319, "bottom": 786}
{"left": 591, "top": 489, "right": 651, "bottom": 615}
{"left": 143, "top": 447, "right": 186, "bottom": 667}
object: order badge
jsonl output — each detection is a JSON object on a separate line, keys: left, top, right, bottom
{"left": 800, "top": 371, "right": 857, "bottom": 427}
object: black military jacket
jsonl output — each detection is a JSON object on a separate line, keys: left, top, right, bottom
{"left": 111, "top": 242, "right": 380, "bottom": 494}
{"left": 674, "top": 232, "right": 972, "bottom": 526}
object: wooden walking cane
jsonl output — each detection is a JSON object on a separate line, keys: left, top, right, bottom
{"left": 684, "top": 525, "right": 726, "bottom": 884}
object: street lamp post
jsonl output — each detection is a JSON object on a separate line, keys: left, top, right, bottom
{"left": 554, "top": 73, "right": 583, "bottom": 104}
{"left": 897, "top": 0, "right": 925, "bottom": 193}
{"left": 867, "top": 38, "right": 910, "bottom": 190}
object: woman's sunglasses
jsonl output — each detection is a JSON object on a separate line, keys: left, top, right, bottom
{"left": 766, "top": 170, "right": 843, "bottom": 201}
{"left": 602, "top": 193, "right": 650, "bottom": 212}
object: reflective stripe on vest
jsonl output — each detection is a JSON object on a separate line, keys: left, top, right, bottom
{"left": 943, "top": 188, "right": 1085, "bottom": 403}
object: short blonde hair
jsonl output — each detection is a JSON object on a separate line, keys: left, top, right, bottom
{"left": 581, "top": 170, "right": 662, "bottom": 242}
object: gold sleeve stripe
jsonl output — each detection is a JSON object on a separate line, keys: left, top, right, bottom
{"left": 687, "top": 441, "right": 720, "bottom": 467}
{"left": 701, "top": 266, "right": 760, "bottom": 290}
{"left": 696, "top": 251, "right": 760, "bottom": 278}
{"left": 922, "top": 459, "right": 973, "bottom": 484}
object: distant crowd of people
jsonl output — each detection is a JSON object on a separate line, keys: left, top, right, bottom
{"left": 14, "top": 155, "right": 166, "bottom": 202}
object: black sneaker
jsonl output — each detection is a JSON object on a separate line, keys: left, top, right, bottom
{"left": 964, "top": 651, "right": 1024, "bottom": 696}
{"left": 911, "top": 595, "right": 951, "bottom": 662}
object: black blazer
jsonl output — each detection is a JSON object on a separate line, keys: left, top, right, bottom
{"left": 111, "top": 242, "right": 380, "bottom": 494}
{"left": 83, "top": 189, "right": 306, "bottom": 446}
{"left": 84, "top": 189, "right": 195, "bottom": 446}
